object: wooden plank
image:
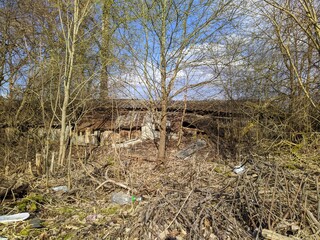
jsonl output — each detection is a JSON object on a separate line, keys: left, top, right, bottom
{"left": 262, "top": 229, "right": 299, "bottom": 240}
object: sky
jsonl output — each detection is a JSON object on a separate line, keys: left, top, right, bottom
{"left": 0, "top": 0, "right": 257, "bottom": 100}
{"left": 110, "top": 0, "right": 250, "bottom": 101}
{"left": 115, "top": 40, "right": 247, "bottom": 100}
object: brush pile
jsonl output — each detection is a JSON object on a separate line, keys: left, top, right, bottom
{"left": 104, "top": 150, "right": 319, "bottom": 240}
{"left": 1, "top": 140, "right": 320, "bottom": 239}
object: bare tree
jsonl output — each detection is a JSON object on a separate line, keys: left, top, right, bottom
{"left": 56, "top": 0, "right": 93, "bottom": 164}
{"left": 122, "top": 0, "right": 238, "bottom": 160}
{"left": 262, "top": 0, "right": 320, "bottom": 109}
{"left": 99, "top": 0, "right": 114, "bottom": 99}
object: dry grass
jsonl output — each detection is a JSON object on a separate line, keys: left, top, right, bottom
{"left": 1, "top": 138, "right": 320, "bottom": 239}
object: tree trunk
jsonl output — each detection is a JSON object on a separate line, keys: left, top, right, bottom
{"left": 58, "top": 93, "right": 69, "bottom": 165}
{"left": 158, "top": 98, "right": 167, "bottom": 161}
{"left": 158, "top": 0, "right": 168, "bottom": 161}
{"left": 100, "top": 0, "right": 114, "bottom": 99}
{"left": 57, "top": 0, "right": 80, "bottom": 165}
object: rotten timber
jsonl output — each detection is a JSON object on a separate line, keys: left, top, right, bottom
{"left": 0, "top": 99, "right": 260, "bottom": 148}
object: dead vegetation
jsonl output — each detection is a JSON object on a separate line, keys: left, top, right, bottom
{"left": 1, "top": 99, "right": 320, "bottom": 239}
{"left": 1, "top": 135, "right": 320, "bottom": 239}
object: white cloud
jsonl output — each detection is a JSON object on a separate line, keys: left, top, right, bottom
{"left": 116, "top": 40, "right": 248, "bottom": 99}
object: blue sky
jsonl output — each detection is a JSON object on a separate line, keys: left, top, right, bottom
{"left": 112, "top": 0, "right": 245, "bottom": 100}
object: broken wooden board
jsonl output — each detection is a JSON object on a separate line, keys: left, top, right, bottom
{"left": 176, "top": 139, "right": 206, "bottom": 159}
{"left": 262, "top": 229, "right": 300, "bottom": 240}
{"left": 0, "top": 179, "right": 29, "bottom": 200}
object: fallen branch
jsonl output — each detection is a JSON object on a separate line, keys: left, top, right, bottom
{"left": 95, "top": 178, "right": 133, "bottom": 192}
{"left": 262, "top": 229, "right": 295, "bottom": 240}
{"left": 165, "top": 189, "right": 193, "bottom": 231}
{"left": 79, "top": 159, "right": 134, "bottom": 192}
{"left": 306, "top": 210, "right": 320, "bottom": 230}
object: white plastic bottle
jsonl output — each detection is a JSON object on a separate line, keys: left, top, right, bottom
{"left": 111, "top": 192, "right": 142, "bottom": 205}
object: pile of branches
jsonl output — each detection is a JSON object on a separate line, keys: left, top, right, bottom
{"left": 105, "top": 155, "right": 320, "bottom": 239}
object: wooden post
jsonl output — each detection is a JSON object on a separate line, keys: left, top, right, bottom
{"left": 35, "top": 153, "right": 42, "bottom": 175}
{"left": 50, "top": 151, "right": 55, "bottom": 173}
{"left": 5, "top": 165, "right": 9, "bottom": 177}
{"left": 28, "top": 162, "right": 34, "bottom": 177}
{"left": 85, "top": 128, "right": 90, "bottom": 144}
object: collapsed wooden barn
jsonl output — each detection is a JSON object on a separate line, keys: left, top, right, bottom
{"left": 72, "top": 99, "right": 254, "bottom": 148}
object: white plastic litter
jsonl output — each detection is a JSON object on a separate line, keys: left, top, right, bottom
{"left": 51, "top": 185, "right": 68, "bottom": 192}
{"left": 233, "top": 165, "right": 245, "bottom": 174}
{"left": 111, "top": 192, "right": 142, "bottom": 205}
{"left": 0, "top": 212, "right": 30, "bottom": 223}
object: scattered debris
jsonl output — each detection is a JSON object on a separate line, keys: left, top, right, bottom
{"left": 111, "top": 192, "right": 142, "bottom": 205}
{"left": 262, "top": 229, "right": 296, "bottom": 240}
{"left": 0, "top": 212, "right": 30, "bottom": 223}
{"left": 29, "top": 218, "right": 43, "bottom": 228}
{"left": 0, "top": 180, "right": 29, "bottom": 200}
{"left": 1, "top": 137, "right": 319, "bottom": 239}
{"left": 85, "top": 214, "right": 103, "bottom": 223}
{"left": 176, "top": 139, "right": 206, "bottom": 159}
{"left": 112, "top": 138, "right": 142, "bottom": 148}
{"left": 233, "top": 164, "right": 245, "bottom": 174}
{"left": 51, "top": 186, "right": 68, "bottom": 192}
